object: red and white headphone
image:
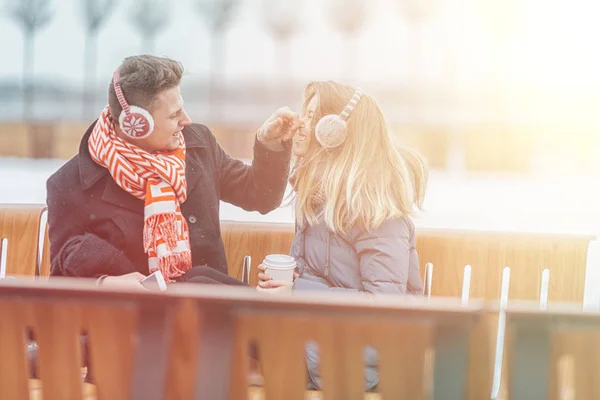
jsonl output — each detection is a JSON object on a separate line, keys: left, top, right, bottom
{"left": 113, "top": 70, "right": 154, "bottom": 139}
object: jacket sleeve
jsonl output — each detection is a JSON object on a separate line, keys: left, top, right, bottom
{"left": 47, "top": 179, "right": 137, "bottom": 278}
{"left": 353, "top": 218, "right": 414, "bottom": 294}
{"left": 214, "top": 127, "right": 292, "bottom": 214}
{"left": 293, "top": 218, "right": 415, "bottom": 295}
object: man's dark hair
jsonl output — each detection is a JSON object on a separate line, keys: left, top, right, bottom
{"left": 108, "top": 55, "right": 184, "bottom": 118}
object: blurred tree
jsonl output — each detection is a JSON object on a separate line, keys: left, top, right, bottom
{"left": 263, "top": 0, "right": 301, "bottom": 100}
{"left": 6, "top": 0, "right": 55, "bottom": 120}
{"left": 328, "top": 0, "right": 367, "bottom": 81}
{"left": 477, "top": 0, "right": 524, "bottom": 94}
{"left": 81, "top": 0, "right": 118, "bottom": 119}
{"left": 195, "top": 0, "right": 239, "bottom": 116}
{"left": 131, "top": 0, "right": 171, "bottom": 54}
{"left": 396, "top": 0, "right": 439, "bottom": 117}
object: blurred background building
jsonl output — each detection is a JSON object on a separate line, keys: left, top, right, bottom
{"left": 1, "top": 0, "right": 600, "bottom": 233}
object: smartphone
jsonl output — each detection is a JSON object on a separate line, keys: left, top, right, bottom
{"left": 140, "top": 270, "right": 167, "bottom": 292}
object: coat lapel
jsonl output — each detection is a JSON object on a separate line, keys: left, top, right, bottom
{"left": 185, "top": 151, "right": 205, "bottom": 196}
{"left": 183, "top": 125, "right": 208, "bottom": 196}
{"left": 102, "top": 179, "right": 145, "bottom": 214}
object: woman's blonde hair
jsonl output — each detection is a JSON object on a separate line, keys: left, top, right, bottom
{"left": 294, "top": 81, "right": 428, "bottom": 235}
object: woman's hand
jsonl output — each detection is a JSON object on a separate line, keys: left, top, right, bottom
{"left": 257, "top": 263, "right": 299, "bottom": 287}
{"left": 256, "top": 263, "right": 299, "bottom": 294}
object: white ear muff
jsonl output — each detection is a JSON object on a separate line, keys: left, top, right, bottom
{"left": 314, "top": 88, "right": 363, "bottom": 149}
{"left": 118, "top": 105, "right": 155, "bottom": 139}
{"left": 315, "top": 114, "right": 348, "bottom": 149}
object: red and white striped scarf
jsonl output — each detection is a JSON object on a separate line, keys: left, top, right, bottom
{"left": 88, "top": 106, "right": 192, "bottom": 281}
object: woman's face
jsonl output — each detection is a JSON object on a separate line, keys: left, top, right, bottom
{"left": 294, "top": 94, "right": 319, "bottom": 158}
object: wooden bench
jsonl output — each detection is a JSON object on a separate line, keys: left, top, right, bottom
{"left": 0, "top": 278, "right": 493, "bottom": 400}
{"left": 221, "top": 221, "right": 593, "bottom": 302}
{"left": 0, "top": 204, "right": 47, "bottom": 277}
{"left": 220, "top": 221, "right": 595, "bottom": 399}
{"left": 10, "top": 213, "right": 596, "bottom": 399}
{"left": 29, "top": 216, "right": 593, "bottom": 299}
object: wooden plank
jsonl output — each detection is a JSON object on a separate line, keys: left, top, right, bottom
{"left": 549, "top": 332, "right": 580, "bottom": 400}
{"left": 0, "top": 204, "right": 46, "bottom": 277}
{"left": 229, "top": 315, "right": 254, "bottom": 400}
{"left": 193, "top": 307, "right": 236, "bottom": 400}
{"left": 416, "top": 229, "right": 590, "bottom": 302}
{"left": 336, "top": 321, "right": 367, "bottom": 400}
{"left": 253, "top": 315, "right": 309, "bottom": 400}
{"left": 32, "top": 301, "right": 84, "bottom": 400}
{"left": 312, "top": 317, "right": 339, "bottom": 399}
{"left": 573, "top": 332, "right": 600, "bottom": 400}
{"left": 0, "top": 277, "right": 485, "bottom": 317}
{"left": 164, "top": 299, "right": 200, "bottom": 400}
{"left": 82, "top": 303, "right": 137, "bottom": 400}
{"left": 314, "top": 317, "right": 365, "bottom": 400}
{"left": 467, "top": 313, "right": 494, "bottom": 400}
{"left": 0, "top": 300, "right": 31, "bottom": 400}
{"left": 130, "top": 301, "right": 174, "bottom": 400}
{"left": 372, "top": 323, "right": 431, "bottom": 400}
{"left": 542, "top": 238, "right": 588, "bottom": 302}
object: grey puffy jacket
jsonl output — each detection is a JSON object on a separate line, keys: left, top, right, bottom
{"left": 290, "top": 216, "right": 423, "bottom": 390}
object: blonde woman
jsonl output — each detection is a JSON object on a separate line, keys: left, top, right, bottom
{"left": 257, "top": 81, "right": 428, "bottom": 390}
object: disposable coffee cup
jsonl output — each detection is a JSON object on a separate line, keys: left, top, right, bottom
{"left": 263, "top": 254, "right": 296, "bottom": 283}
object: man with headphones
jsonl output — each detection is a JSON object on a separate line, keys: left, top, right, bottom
{"left": 46, "top": 55, "right": 300, "bottom": 288}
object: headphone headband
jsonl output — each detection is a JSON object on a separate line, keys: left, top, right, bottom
{"left": 112, "top": 69, "right": 155, "bottom": 139}
{"left": 113, "top": 70, "right": 131, "bottom": 115}
{"left": 340, "top": 89, "right": 363, "bottom": 121}
{"left": 314, "top": 88, "right": 364, "bottom": 149}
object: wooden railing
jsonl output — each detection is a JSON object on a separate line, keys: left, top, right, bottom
{"left": 3, "top": 278, "right": 600, "bottom": 399}
{"left": 0, "top": 278, "right": 493, "bottom": 400}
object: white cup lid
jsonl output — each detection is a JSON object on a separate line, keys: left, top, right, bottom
{"left": 263, "top": 254, "right": 296, "bottom": 269}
